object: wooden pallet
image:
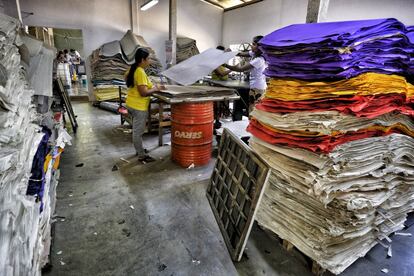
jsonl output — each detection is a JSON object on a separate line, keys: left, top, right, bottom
{"left": 282, "top": 239, "right": 325, "bottom": 275}
{"left": 260, "top": 226, "right": 327, "bottom": 276}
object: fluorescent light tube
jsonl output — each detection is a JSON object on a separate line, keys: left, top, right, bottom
{"left": 140, "top": 0, "right": 159, "bottom": 11}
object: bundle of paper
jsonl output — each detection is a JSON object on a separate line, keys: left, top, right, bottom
{"left": 119, "top": 30, "right": 162, "bottom": 75}
{"left": 20, "top": 33, "right": 55, "bottom": 97}
{"left": 246, "top": 19, "right": 414, "bottom": 274}
{"left": 176, "top": 37, "right": 199, "bottom": 63}
{"left": 260, "top": 18, "right": 414, "bottom": 80}
{"left": 0, "top": 15, "right": 46, "bottom": 275}
{"left": 251, "top": 136, "right": 414, "bottom": 274}
{"left": 265, "top": 73, "right": 414, "bottom": 101}
{"left": 0, "top": 14, "right": 74, "bottom": 275}
{"left": 256, "top": 93, "right": 414, "bottom": 118}
{"left": 90, "top": 30, "right": 162, "bottom": 93}
{"left": 93, "top": 84, "right": 126, "bottom": 102}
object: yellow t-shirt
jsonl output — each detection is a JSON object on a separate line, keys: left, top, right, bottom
{"left": 126, "top": 67, "right": 153, "bottom": 111}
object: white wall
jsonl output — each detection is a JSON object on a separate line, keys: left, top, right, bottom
{"left": 222, "top": 0, "right": 414, "bottom": 47}
{"left": 138, "top": 0, "right": 223, "bottom": 68}
{"left": 20, "top": 0, "right": 132, "bottom": 57}
{"left": 323, "top": 0, "right": 414, "bottom": 26}
{"left": 222, "top": 0, "right": 307, "bottom": 46}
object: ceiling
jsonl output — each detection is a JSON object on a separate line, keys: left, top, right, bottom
{"left": 202, "top": 0, "right": 263, "bottom": 11}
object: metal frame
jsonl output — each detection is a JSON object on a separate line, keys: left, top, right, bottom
{"left": 56, "top": 78, "right": 78, "bottom": 133}
{"left": 206, "top": 128, "right": 269, "bottom": 261}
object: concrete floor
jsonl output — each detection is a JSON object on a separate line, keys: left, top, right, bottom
{"left": 45, "top": 102, "right": 414, "bottom": 276}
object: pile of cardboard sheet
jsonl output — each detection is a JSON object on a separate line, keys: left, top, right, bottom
{"left": 176, "top": 37, "right": 199, "bottom": 63}
{"left": 0, "top": 14, "right": 71, "bottom": 275}
{"left": 90, "top": 30, "right": 162, "bottom": 101}
{"left": 248, "top": 19, "right": 414, "bottom": 274}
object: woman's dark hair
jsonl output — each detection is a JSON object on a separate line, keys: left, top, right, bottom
{"left": 252, "top": 35, "right": 264, "bottom": 57}
{"left": 126, "top": 48, "right": 150, "bottom": 88}
{"left": 216, "top": 45, "right": 225, "bottom": 51}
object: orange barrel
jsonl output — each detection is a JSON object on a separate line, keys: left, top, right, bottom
{"left": 171, "top": 102, "right": 214, "bottom": 167}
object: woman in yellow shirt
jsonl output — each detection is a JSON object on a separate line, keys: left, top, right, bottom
{"left": 125, "top": 48, "right": 164, "bottom": 163}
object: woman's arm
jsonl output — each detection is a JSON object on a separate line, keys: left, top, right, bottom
{"left": 223, "top": 62, "right": 253, "bottom": 73}
{"left": 137, "top": 84, "right": 165, "bottom": 97}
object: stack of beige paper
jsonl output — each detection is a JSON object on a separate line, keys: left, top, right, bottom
{"left": 0, "top": 15, "right": 45, "bottom": 275}
{"left": 119, "top": 30, "right": 162, "bottom": 76}
{"left": 176, "top": 37, "right": 199, "bottom": 63}
{"left": 251, "top": 131, "right": 414, "bottom": 274}
{"left": 90, "top": 30, "right": 162, "bottom": 101}
{"left": 93, "top": 84, "right": 126, "bottom": 102}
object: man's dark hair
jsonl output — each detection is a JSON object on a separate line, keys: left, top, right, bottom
{"left": 253, "top": 35, "right": 263, "bottom": 44}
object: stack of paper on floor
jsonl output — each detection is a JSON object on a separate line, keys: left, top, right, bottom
{"left": 0, "top": 14, "right": 72, "bottom": 275}
{"left": 176, "top": 37, "right": 199, "bottom": 63}
{"left": 90, "top": 30, "right": 162, "bottom": 101}
{"left": 247, "top": 19, "right": 414, "bottom": 274}
{"left": 119, "top": 30, "right": 162, "bottom": 75}
{"left": 0, "top": 15, "right": 45, "bottom": 275}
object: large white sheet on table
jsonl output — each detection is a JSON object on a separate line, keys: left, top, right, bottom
{"left": 161, "top": 48, "right": 236, "bottom": 86}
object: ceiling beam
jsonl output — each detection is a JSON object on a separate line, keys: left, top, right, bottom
{"left": 202, "top": 0, "right": 224, "bottom": 9}
{"left": 224, "top": 0, "right": 263, "bottom": 12}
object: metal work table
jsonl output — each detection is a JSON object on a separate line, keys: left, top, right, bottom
{"left": 152, "top": 92, "right": 240, "bottom": 104}
{"left": 204, "top": 79, "right": 250, "bottom": 90}
{"left": 152, "top": 91, "right": 240, "bottom": 146}
{"left": 204, "top": 79, "right": 250, "bottom": 121}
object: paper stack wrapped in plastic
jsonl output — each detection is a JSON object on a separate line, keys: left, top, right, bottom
{"left": 248, "top": 18, "right": 414, "bottom": 274}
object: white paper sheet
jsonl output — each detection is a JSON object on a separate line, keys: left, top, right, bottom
{"left": 161, "top": 48, "right": 237, "bottom": 86}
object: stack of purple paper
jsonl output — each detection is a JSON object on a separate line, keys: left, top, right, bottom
{"left": 260, "top": 18, "right": 414, "bottom": 80}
